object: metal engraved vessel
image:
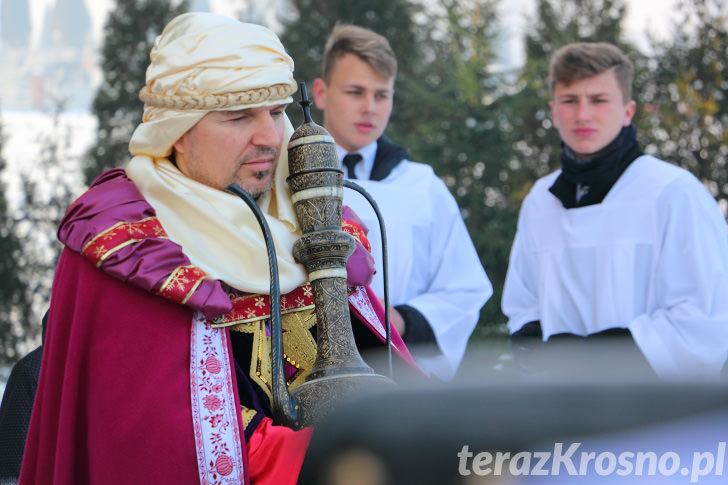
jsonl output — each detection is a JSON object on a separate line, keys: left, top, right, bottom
{"left": 281, "top": 84, "right": 391, "bottom": 427}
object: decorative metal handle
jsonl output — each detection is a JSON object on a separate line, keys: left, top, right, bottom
{"left": 225, "top": 183, "right": 299, "bottom": 427}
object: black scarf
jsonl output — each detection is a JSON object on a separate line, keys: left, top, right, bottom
{"left": 370, "top": 136, "right": 409, "bottom": 181}
{"left": 549, "top": 124, "right": 643, "bottom": 209}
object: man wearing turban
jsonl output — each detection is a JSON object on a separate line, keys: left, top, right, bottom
{"left": 18, "top": 13, "right": 414, "bottom": 485}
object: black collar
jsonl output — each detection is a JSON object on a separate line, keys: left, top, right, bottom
{"left": 549, "top": 125, "right": 643, "bottom": 209}
{"left": 370, "top": 136, "right": 409, "bottom": 181}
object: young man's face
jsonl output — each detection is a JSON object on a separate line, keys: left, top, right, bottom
{"left": 173, "top": 105, "right": 287, "bottom": 198}
{"left": 550, "top": 69, "right": 636, "bottom": 159}
{"left": 312, "top": 53, "right": 394, "bottom": 153}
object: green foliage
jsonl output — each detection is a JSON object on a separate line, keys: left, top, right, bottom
{"left": 637, "top": 0, "right": 728, "bottom": 208}
{"left": 391, "top": 0, "right": 516, "bottom": 328}
{"left": 17, "top": 103, "right": 81, "bottom": 337}
{"left": 0, "top": 112, "right": 32, "bottom": 364}
{"left": 0, "top": 101, "right": 84, "bottom": 365}
{"left": 84, "top": 0, "right": 189, "bottom": 185}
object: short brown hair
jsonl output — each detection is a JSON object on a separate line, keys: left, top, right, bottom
{"left": 549, "top": 42, "right": 634, "bottom": 102}
{"left": 321, "top": 24, "right": 397, "bottom": 82}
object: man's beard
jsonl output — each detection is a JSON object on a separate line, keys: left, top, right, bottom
{"left": 247, "top": 170, "right": 274, "bottom": 200}
{"left": 234, "top": 147, "right": 277, "bottom": 199}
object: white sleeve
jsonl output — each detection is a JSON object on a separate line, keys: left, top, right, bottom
{"left": 405, "top": 178, "right": 493, "bottom": 380}
{"left": 629, "top": 178, "right": 728, "bottom": 378}
{"left": 501, "top": 192, "right": 542, "bottom": 334}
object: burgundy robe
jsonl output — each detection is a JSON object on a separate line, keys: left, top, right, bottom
{"left": 19, "top": 169, "right": 415, "bottom": 484}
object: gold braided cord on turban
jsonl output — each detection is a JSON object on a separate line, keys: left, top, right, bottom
{"left": 138, "top": 83, "right": 297, "bottom": 110}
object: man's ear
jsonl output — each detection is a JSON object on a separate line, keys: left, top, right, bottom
{"left": 312, "top": 78, "right": 327, "bottom": 110}
{"left": 548, "top": 100, "right": 558, "bottom": 130}
{"left": 172, "top": 134, "right": 187, "bottom": 155}
{"left": 623, "top": 99, "right": 636, "bottom": 126}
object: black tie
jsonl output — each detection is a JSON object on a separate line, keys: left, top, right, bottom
{"left": 342, "top": 153, "right": 362, "bottom": 179}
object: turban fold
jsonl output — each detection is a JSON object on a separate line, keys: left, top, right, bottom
{"left": 125, "top": 13, "right": 309, "bottom": 295}
{"left": 129, "top": 12, "right": 297, "bottom": 158}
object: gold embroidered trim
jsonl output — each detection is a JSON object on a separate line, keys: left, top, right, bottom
{"left": 232, "top": 307, "right": 317, "bottom": 403}
{"left": 240, "top": 407, "right": 258, "bottom": 431}
{"left": 212, "top": 284, "right": 315, "bottom": 328}
{"left": 343, "top": 218, "right": 372, "bottom": 252}
{"left": 81, "top": 217, "right": 168, "bottom": 267}
{"left": 157, "top": 265, "right": 208, "bottom": 305}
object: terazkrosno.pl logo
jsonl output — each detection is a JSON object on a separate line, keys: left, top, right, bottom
{"left": 457, "top": 442, "right": 726, "bottom": 483}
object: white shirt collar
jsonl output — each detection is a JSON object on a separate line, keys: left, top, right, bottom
{"left": 336, "top": 140, "right": 378, "bottom": 179}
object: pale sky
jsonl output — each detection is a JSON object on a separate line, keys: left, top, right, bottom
{"left": 498, "top": 0, "right": 679, "bottom": 66}
{"left": 24, "top": 0, "right": 678, "bottom": 54}
{"left": 25, "top": 0, "right": 242, "bottom": 46}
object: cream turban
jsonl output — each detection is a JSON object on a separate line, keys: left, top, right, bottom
{"left": 125, "top": 13, "right": 310, "bottom": 295}
{"left": 129, "top": 12, "right": 297, "bottom": 158}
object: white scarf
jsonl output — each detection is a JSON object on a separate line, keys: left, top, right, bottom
{"left": 126, "top": 148, "right": 307, "bottom": 294}
{"left": 124, "top": 13, "right": 308, "bottom": 294}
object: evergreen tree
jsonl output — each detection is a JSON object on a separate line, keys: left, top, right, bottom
{"left": 392, "top": 0, "right": 516, "bottom": 332}
{"left": 84, "top": 0, "right": 189, "bottom": 185}
{"left": 0, "top": 110, "right": 32, "bottom": 365}
{"left": 14, "top": 102, "right": 82, "bottom": 348}
{"left": 639, "top": 0, "right": 728, "bottom": 211}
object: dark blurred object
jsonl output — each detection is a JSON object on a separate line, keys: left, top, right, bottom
{"left": 509, "top": 332, "right": 656, "bottom": 381}
{"left": 300, "top": 342, "right": 728, "bottom": 484}
{"left": 0, "top": 311, "right": 46, "bottom": 484}
{"left": 0, "top": 347, "right": 42, "bottom": 485}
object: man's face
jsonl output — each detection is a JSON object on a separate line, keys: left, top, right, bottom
{"left": 173, "top": 105, "right": 287, "bottom": 197}
{"left": 312, "top": 53, "right": 394, "bottom": 153}
{"left": 550, "top": 69, "right": 636, "bottom": 159}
